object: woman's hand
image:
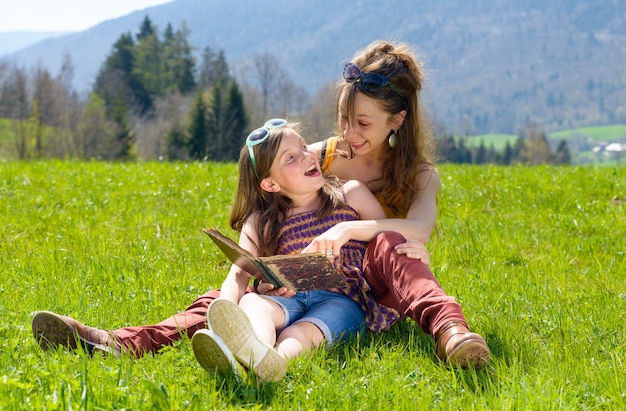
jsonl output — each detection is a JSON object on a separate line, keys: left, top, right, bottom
{"left": 394, "top": 239, "right": 431, "bottom": 265}
{"left": 301, "top": 223, "right": 350, "bottom": 258}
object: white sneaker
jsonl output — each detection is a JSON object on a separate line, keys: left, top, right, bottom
{"left": 192, "top": 329, "right": 244, "bottom": 381}
{"left": 207, "top": 299, "right": 287, "bottom": 382}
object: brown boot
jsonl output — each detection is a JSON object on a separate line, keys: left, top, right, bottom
{"left": 32, "top": 311, "right": 121, "bottom": 357}
{"left": 435, "top": 321, "right": 490, "bottom": 369}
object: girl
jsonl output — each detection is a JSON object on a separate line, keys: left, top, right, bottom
{"left": 191, "top": 119, "right": 398, "bottom": 382}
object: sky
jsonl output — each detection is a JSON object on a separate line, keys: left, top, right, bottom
{"left": 0, "top": 1, "right": 174, "bottom": 32}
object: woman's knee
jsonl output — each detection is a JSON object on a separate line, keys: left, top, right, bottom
{"left": 372, "top": 231, "right": 406, "bottom": 250}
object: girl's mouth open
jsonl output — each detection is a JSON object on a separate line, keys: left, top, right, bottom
{"left": 304, "top": 163, "right": 320, "bottom": 177}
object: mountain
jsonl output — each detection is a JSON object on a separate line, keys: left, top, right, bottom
{"left": 4, "top": 0, "right": 626, "bottom": 135}
{"left": 0, "top": 31, "right": 71, "bottom": 56}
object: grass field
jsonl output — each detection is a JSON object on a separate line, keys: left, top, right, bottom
{"left": 1, "top": 161, "right": 625, "bottom": 410}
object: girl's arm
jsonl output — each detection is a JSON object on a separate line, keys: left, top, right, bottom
{"left": 218, "top": 216, "right": 260, "bottom": 303}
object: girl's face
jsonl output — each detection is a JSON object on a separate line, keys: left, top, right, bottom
{"left": 262, "top": 128, "right": 324, "bottom": 198}
{"left": 338, "top": 92, "right": 399, "bottom": 156}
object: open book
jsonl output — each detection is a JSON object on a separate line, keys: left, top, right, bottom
{"left": 202, "top": 228, "right": 346, "bottom": 291}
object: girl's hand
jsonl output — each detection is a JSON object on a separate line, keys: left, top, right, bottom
{"left": 254, "top": 280, "right": 296, "bottom": 297}
{"left": 394, "top": 239, "right": 431, "bottom": 265}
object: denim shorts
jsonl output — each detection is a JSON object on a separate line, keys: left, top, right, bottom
{"left": 267, "top": 290, "right": 365, "bottom": 348}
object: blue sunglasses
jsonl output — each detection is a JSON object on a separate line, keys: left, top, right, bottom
{"left": 343, "top": 62, "right": 403, "bottom": 97}
{"left": 246, "top": 118, "right": 288, "bottom": 178}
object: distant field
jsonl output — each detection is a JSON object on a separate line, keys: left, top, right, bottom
{"left": 551, "top": 124, "right": 626, "bottom": 141}
{"left": 461, "top": 133, "right": 517, "bottom": 150}
{"left": 464, "top": 124, "right": 626, "bottom": 148}
{"left": 457, "top": 124, "right": 626, "bottom": 165}
{"left": 1, "top": 161, "right": 625, "bottom": 409}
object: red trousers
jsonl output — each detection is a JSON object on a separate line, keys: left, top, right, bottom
{"left": 113, "top": 231, "right": 467, "bottom": 357}
{"left": 362, "top": 231, "right": 467, "bottom": 336}
{"left": 113, "top": 289, "right": 220, "bottom": 357}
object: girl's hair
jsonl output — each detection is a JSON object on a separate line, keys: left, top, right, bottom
{"left": 336, "top": 40, "right": 436, "bottom": 217}
{"left": 230, "top": 122, "right": 348, "bottom": 256}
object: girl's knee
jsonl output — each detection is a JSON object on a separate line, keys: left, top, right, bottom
{"left": 279, "top": 322, "right": 325, "bottom": 351}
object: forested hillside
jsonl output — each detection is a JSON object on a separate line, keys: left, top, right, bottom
{"left": 4, "top": 0, "right": 626, "bottom": 135}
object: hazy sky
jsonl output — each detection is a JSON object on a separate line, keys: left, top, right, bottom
{"left": 0, "top": 1, "right": 173, "bottom": 32}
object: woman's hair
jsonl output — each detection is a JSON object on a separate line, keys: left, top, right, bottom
{"left": 336, "top": 40, "right": 436, "bottom": 217}
{"left": 230, "top": 122, "right": 347, "bottom": 256}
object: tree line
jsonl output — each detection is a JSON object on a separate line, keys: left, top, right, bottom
{"left": 0, "top": 16, "right": 317, "bottom": 161}
{"left": 0, "top": 16, "right": 569, "bottom": 165}
{"left": 438, "top": 123, "right": 571, "bottom": 165}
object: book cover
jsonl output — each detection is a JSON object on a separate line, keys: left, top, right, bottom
{"left": 202, "top": 228, "right": 346, "bottom": 291}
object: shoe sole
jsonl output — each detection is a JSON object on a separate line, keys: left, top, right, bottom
{"left": 32, "top": 311, "right": 81, "bottom": 350}
{"left": 32, "top": 311, "right": 119, "bottom": 357}
{"left": 207, "top": 299, "right": 287, "bottom": 382}
{"left": 446, "top": 334, "right": 491, "bottom": 369}
{"left": 192, "top": 329, "right": 243, "bottom": 381}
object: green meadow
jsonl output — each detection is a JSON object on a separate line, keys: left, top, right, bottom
{"left": 465, "top": 124, "right": 626, "bottom": 148}
{"left": 1, "top": 161, "right": 625, "bottom": 410}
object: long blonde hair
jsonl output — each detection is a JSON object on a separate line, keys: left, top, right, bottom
{"left": 336, "top": 40, "right": 436, "bottom": 217}
{"left": 230, "top": 123, "right": 348, "bottom": 256}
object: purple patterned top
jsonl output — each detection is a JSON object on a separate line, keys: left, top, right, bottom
{"left": 275, "top": 206, "right": 399, "bottom": 332}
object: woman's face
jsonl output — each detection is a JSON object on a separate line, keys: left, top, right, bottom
{"left": 338, "top": 92, "right": 393, "bottom": 156}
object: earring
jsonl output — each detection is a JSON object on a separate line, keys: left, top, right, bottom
{"left": 388, "top": 131, "right": 398, "bottom": 148}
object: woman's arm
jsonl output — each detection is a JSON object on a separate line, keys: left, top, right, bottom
{"left": 309, "top": 141, "right": 324, "bottom": 160}
{"left": 303, "top": 169, "right": 438, "bottom": 262}
{"left": 368, "top": 166, "right": 440, "bottom": 244}
{"left": 302, "top": 180, "right": 386, "bottom": 256}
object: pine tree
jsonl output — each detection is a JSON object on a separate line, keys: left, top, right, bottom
{"left": 110, "top": 99, "right": 135, "bottom": 160}
{"left": 187, "top": 90, "right": 208, "bottom": 160}
{"left": 224, "top": 80, "right": 248, "bottom": 161}
{"left": 206, "top": 82, "right": 224, "bottom": 160}
{"left": 162, "top": 23, "right": 196, "bottom": 94}
{"left": 554, "top": 139, "right": 571, "bottom": 165}
{"left": 503, "top": 140, "right": 513, "bottom": 165}
{"left": 134, "top": 19, "right": 162, "bottom": 98}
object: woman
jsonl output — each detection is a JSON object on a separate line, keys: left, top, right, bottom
{"left": 303, "top": 40, "right": 490, "bottom": 368}
{"left": 32, "top": 40, "right": 489, "bottom": 369}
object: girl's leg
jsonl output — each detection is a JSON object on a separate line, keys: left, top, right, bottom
{"left": 238, "top": 293, "right": 286, "bottom": 347}
{"left": 275, "top": 290, "right": 364, "bottom": 359}
{"left": 275, "top": 321, "right": 325, "bottom": 359}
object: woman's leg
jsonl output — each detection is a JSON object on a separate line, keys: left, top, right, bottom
{"left": 363, "top": 232, "right": 490, "bottom": 368}
{"left": 362, "top": 232, "right": 464, "bottom": 335}
{"left": 33, "top": 290, "right": 221, "bottom": 358}
{"left": 113, "top": 289, "right": 221, "bottom": 356}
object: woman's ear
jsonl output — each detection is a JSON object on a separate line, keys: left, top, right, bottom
{"left": 391, "top": 110, "right": 407, "bottom": 130}
{"left": 260, "top": 178, "right": 280, "bottom": 193}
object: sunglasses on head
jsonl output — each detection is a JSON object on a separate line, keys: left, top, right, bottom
{"left": 246, "top": 118, "right": 288, "bottom": 178}
{"left": 343, "top": 62, "right": 403, "bottom": 97}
